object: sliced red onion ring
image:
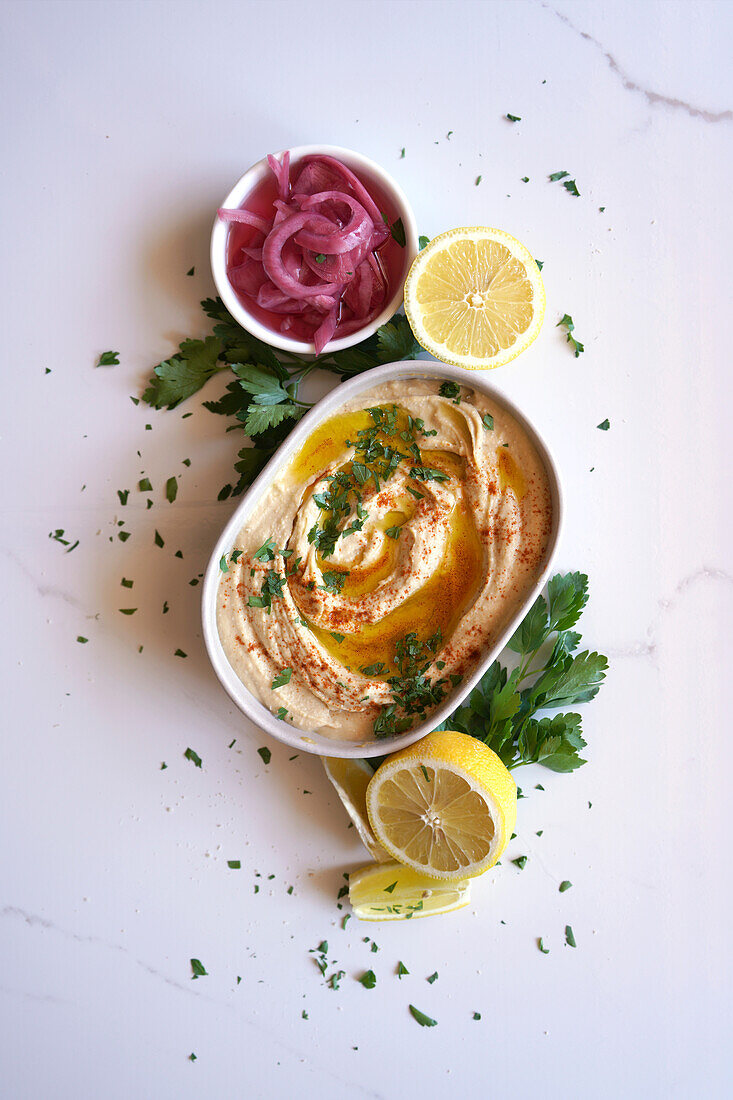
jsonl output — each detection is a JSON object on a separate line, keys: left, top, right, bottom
{"left": 218, "top": 207, "right": 271, "bottom": 235}
{"left": 267, "top": 152, "right": 290, "bottom": 201}
{"left": 295, "top": 192, "right": 374, "bottom": 254}
{"left": 263, "top": 212, "right": 346, "bottom": 299}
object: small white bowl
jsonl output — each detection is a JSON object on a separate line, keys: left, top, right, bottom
{"left": 201, "top": 361, "right": 564, "bottom": 759}
{"left": 210, "top": 144, "right": 419, "bottom": 355}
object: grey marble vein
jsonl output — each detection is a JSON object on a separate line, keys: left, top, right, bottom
{"left": 547, "top": 3, "right": 732, "bottom": 122}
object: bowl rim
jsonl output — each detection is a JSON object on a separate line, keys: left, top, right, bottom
{"left": 201, "top": 360, "right": 564, "bottom": 759}
{"left": 209, "top": 144, "right": 419, "bottom": 355}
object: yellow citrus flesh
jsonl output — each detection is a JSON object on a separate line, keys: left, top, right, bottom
{"left": 366, "top": 730, "right": 517, "bottom": 881}
{"left": 403, "top": 227, "right": 545, "bottom": 369}
{"left": 348, "top": 859, "right": 471, "bottom": 921}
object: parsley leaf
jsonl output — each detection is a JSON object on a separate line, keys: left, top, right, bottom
{"left": 143, "top": 336, "right": 224, "bottom": 408}
{"left": 166, "top": 477, "right": 178, "bottom": 503}
{"left": 97, "top": 350, "right": 119, "bottom": 366}
{"left": 190, "top": 958, "right": 207, "bottom": 978}
{"left": 184, "top": 747, "right": 202, "bottom": 768}
{"left": 597, "top": 418, "right": 610, "bottom": 431}
{"left": 506, "top": 113, "right": 521, "bottom": 122}
{"left": 358, "top": 970, "right": 377, "bottom": 989}
{"left": 556, "top": 314, "right": 584, "bottom": 357}
{"left": 257, "top": 746, "right": 271, "bottom": 764}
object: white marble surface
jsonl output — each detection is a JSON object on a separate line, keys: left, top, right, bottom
{"left": 1, "top": 1, "right": 731, "bottom": 1096}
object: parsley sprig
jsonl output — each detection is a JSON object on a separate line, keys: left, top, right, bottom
{"left": 436, "top": 573, "right": 607, "bottom": 772}
{"left": 142, "top": 298, "right": 421, "bottom": 496}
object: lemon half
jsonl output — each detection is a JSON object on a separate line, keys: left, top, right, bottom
{"left": 365, "top": 730, "right": 517, "bottom": 881}
{"left": 403, "top": 226, "right": 545, "bottom": 369}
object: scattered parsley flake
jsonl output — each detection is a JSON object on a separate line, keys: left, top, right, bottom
{"left": 190, "top": 958, "right": 207, "bottom": 978}
{"left": 512, "top": 856, "right": 528, "bottom": 870}
{"left": 154, "top": 529, "right": 164, "bottom": 547}
{"left": 418, "top": 235, "right": 430, "bottom": 251}
{"left": 184, "top": 747, "right": 202, "bottom": 767}
{"left": 166, "top": 477, "right": 178, "bottom": 503}
{"left": 409, "top": 1005, "right": 437, "bottom": 1027}
{"left": 427, "top": 971, "right": 438, "bottom": 984}
{"left": 556, "top": 314, "right": 584, "bottom": 357}
{"left": 138, "top": 477, "right": 152, "bottom": 492}
{"left": 565, "top": 925, "right": 577, "bottom": 948}
{"left": 475, "top": 175, "right": 482, "bottom": 186}
{"left": 538, "top": 938, "right": 550, "bottom": 954}
{"left": 397, "top": 961, "right": 409, "bottom": 978}
{"left": 227, "top": 860, "right": 241, "bottom": 869}
{"left": 271, "top": 668, "right": 292, "bottom": 689}
{"left": 597, "top": 418, "right": 610, "bottom": 431}
{"left": 521, "top": 176, "right": 529, "bottom": 183}
{"left": 563, "top": 179, "right": 580, "bottom": 196}
{"left": 97, "top": 350, "right": 119, "bottom": 367}
{"left": 257, "top": 746, "right": 272, "bottom": 765}
{"left": 276, "top": 706, "right": 288, "bottom": 721}
{"left": 119, "top": 608, "right": 137, "bottom": 615}
{"left": 186, "top": 266, "right": 195, "bottom": 276}
{"left": 549, "top": 170, "right": 569, "bottom": 181}
{"left": 76, "top": 636, "right": 88, "bottom": 644}
{"left": 219, "top": 555, "right": 229, "bottom": 573}
{"left": 358, "top": 970, "right": 377, "bottom": 989}
{"left": 117, "top": 489, "right": 129, "bottom": 506}
{"left": 482, "top": 413, "right": 494, "bottom": 431}
{"left": 160, "top": 762, "right": 167, "bottom": 770}
{"left": 121, "top": 577, "right": 133, "bottom": 588}
{"left": 174, "top": 649, "right": 187, "bottom": 658}
{"left": 189, "top": 1052, "right": 196, "bottom": 1062}
{"left": 506, "top": 113, "right": 521, "bottom": 122}
{"left": 473, "top": 1011, "right": 481, "bottom": 1020}
{"left": 535, "top": 258, "right": 544, "bottom": 271}
{"left": 559, "top": 880, "right": 572, "bottom": 892}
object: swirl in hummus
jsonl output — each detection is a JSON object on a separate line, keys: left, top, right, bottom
{"left": 217, "top": 379, "right": 553, "bottom": 742}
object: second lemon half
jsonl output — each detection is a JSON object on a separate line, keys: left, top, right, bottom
{"left": 403, "top": 227, "right": 545, "bottom": 369}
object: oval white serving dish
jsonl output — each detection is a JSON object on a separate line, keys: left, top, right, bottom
{"left": 201, "top": 360, "right": 564, "bottom": 759}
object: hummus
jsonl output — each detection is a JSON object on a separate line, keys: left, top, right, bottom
{"left": 217, "top": 379, "right": 553, "bottom": 742}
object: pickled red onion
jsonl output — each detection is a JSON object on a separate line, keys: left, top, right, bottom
{"left": 219, "top": 151, "right": 395, "bottom": 349}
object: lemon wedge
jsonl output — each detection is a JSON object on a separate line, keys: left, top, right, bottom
{"left": 322, "top": 757, "right": 391, "bottom": 862}
{"left": 365, "top": 730, "right": 516, "bottom": 880}
{"left": 403, "top": 226, "right": 545, "bottom": 369}
{"left": 348, "top": 859, "right": 471, "bottom": 921}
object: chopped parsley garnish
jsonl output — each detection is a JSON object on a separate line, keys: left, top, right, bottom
{"left": 439, "top": 380, "right": 460, "bottom": 400}
{"left": 253, "top": 537, "right": 276, "bottom": 561}
{"left": 97, "top": 350, "right": 119, "bottom": 366}
{"left": 257, "top": 746, "right": 272, "bottom": 765}
{"left": 482, "top": 413, "right": 494, "bottom": 431}
{"left": 76, "top": 636, "right": 88, "bottom": 644}
{"left": 535, "top": 258, "right": 544, "bottom": 271}
{"left": 314, "top": 253, "right": 326, "bottom": 263}
{"left": 506, "top": 113, "right": 521, "bottom": 122}
{"left": 276, "top": 707, "right": 288, "bottom": 721}
{"left": 219, "top": 556, "right": 228, "bottom": 573}
{"left": 271, "top": 668, "right": 292, "bottom": 689}
{"left": 409, "top": 1005, "right": 437, "bottom": 1027}
{"left": 512, "top": 856, "right": 528, "bottom": 869}
{"left": 117, "top": 489, "right": 129, "bottom": 505}
{"left": 597, "top": 418, "right": 610, "bottom": 431}
{"left": 473, "top": 1012, "right": 481, "bottom": 1020}
{"left": 174, "top": 649, "right": 187, "bottom": 658}
{"left": 227, "top": 860, "right": 241, "bottom": 869}
{"left": 138, "top": 477, "right": 152, "bottom": 492}
{"left": 397, "top": 961, "right": 409, "bottom": 978}
{"left": 390, "top": 217, "right": 406, "bottom": 247}
{"left": 549, "top": 170, "right": 569, "bottom": 181}
{"left": 184, "top": 747, "right": 202, "bottom": 767}
{"left": 556, "top": 314, "right": 584, "bottom": 357}
{"left": 385, "top": 525, "right": 402, "bottom": 540}
{"left": 154, "top": 529, "right": 164, "bottom": 547}
{"left": 521, "top": 176, "right": 529, "bottom": 183}
{"left": 121, "top": 577, "right": 133, "bottom": 588}
{"left": 119, "top": 608, "right": 137, "bottom": 615}
{"left": 426, "top": 971, "right": 438, "bottom": 984}
{"left": 418, "top": 235, "right": 430, "bottom": 250}
{"left": 383, "top": 881, "right": 397, "bottom": 894}
{"left": 538, "top": 939, "right": 550, "bottom": 954}
{"left": 475, "top": 175, "right": 482, "bottom": 186}
{"left": 186, "top": 267, "right": 194, "bottom": 276}
{"left": 320, "top": 570, "right": 348, "bottom": 595}
{"left": 190, "top": 958, "right": 207, "bottom": 978}
{"left": 419, "top": 764, "right": 431, "bottom": 782}
{"left": 330, "top": 632, "right": 345, "bottom": 644}
{"left": 358, "top": 970, "right": 377, "bottom": 989}
{"left": 559, "top": 880, "right": 572, "bottom": 892}
{"left": 563, "top": 179, "right": 580, "bottom": 196}
{"left": 166, "top": 477, "right": 178, "bottom": 503}
{"left": 565, "top": 925, "right": 577, "bottom": 948}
